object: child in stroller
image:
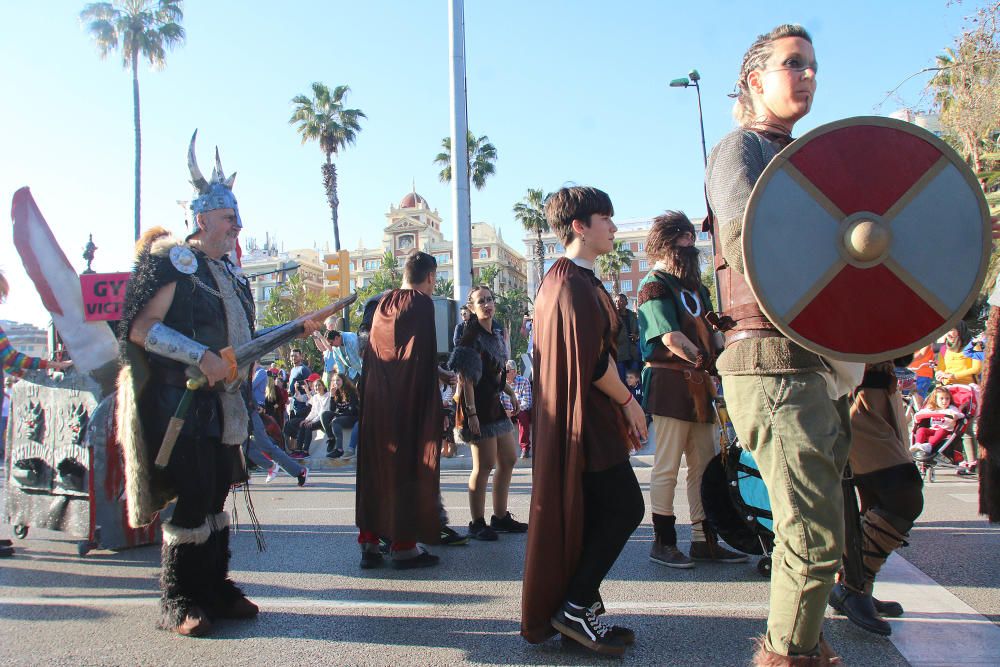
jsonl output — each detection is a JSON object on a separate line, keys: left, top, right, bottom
{"left": 909, "top": 384, "right": 979, "bottom": 481}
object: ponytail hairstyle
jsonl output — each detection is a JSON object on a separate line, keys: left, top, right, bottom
{"left": 732, "top": 24, "right": 813, "bottom": 126}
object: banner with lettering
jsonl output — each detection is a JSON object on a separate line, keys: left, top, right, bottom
{"left": 79, "top": 272, "right": 130, "bottom": 321}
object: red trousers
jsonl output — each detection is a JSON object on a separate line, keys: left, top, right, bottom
{"left": 516, "top": 410, "right": 532, "bottom": 452}
{"left": 914, "top": 426, "right": 950, "bottom": 447}
{"left": 357, "top": 530, "right": 415, "bottom": 552}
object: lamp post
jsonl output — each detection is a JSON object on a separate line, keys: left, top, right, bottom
{"left": 669, "top": 69, "right": 707, "bottom": 167}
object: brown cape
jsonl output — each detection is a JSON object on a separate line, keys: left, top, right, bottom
{"left": 977, "top": 306, "right": 1000, "bottom": 522}
{"left": 355, "top": 289, "right": 442, "bottom": 543}
{"left": 520, "top": 258, "right": 630, "bottom": 643}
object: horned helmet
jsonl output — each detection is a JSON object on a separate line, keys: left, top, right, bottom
{"left": 188, "top": 129, "right": 242, "bottom": 229}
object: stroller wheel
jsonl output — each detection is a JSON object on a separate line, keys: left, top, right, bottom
{"left": 757, "top": 557, "right": 772, "bottom": 578}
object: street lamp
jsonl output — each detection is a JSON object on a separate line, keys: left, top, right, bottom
{"left": 669, "top": 69, "right": 708, "bottom": 167}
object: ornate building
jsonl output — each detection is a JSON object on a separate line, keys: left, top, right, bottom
{"left": 523, "top": 217, "right": 714, "bottom": 309}
{"left": 239, "top": 242, "right": 326, "bottom": 329}
{"left": 348, "top": 189, "right": 527, "bottom": 294}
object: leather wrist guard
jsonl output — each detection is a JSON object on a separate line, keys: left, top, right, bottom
{"left": 145, "top": 322, "right": 209, "bottom": 365}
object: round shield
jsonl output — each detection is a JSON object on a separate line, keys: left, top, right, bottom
{"left": 743, "top": 116, "right": 991, "bottom": 363}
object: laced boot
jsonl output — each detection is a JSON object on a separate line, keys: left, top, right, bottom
{"left": 159, "top": 523, "right": 213, "bottom": 637}
{"left": 689, "top": 522, "right": 750, "bottom": 563}
{"left": 208, "top": 515, "right": 258, "bottom": 620}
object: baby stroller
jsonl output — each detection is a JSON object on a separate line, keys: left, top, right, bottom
{"left": 910, "top": 383, "right": 979, "bottom": 482}
{"left": 701, "top": 398, "right": 775, "bottom": 577}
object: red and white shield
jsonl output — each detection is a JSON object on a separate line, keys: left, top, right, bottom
{"left": 743, "top": 116, "right": 991, "bottom": 362}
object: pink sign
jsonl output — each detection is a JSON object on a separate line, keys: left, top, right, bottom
{"left": 80, "top": 272, "right": 131, "bottom": 321}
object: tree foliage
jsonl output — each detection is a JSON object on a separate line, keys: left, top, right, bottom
{"left": 434, "top": 131, "right": 498, "bottom": 190}
{"left": 352, "top": 251, "right": 402, "bottom": 318}
{"left": 80, "top": 0, "right": 185, "bottom": 241}
{"left": 513, "top": 188, "right": 550, "bottom": 292}
{"left": 494, "top": 288, "right": 530, "bottom": 360}
{"left": 260, "top": 272, "right": 328, "bottom": 370}
{"left": 929, "top": 3, "right": 1000, "bottom": 304}
{"left": 595, "top": 241, "right": 635, "bottom": 295}
{"left": 289, "top": 82, "right": 366, "bottom": 251}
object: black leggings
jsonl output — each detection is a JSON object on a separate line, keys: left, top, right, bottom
{"left": 854, "top": 463, "right": 924, "bottom": 527}
{"left": 565, "top": 460, "right": 645, "bottom": 607}
{"left": 168, "top": 437, "right": 241, "bottom": 529}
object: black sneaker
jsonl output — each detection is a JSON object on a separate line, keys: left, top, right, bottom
{"left": 440, "top": 526, "right": 470, "bottom": 546}
{"left": 588, "top": 599, "right": 635, "bottom": 645}
{"left": 551, "top": 602, "right": 626, "bottom": 656}
{"left": 490, "top": 511, "right": 528, "bottom": 533}
{"left": 359, "top": 550, "right": 383, "bottom": 569}
{"left": 391, "top": 548, "right": 440, "bottom": 570}
{"left": 468, "top": 518, "right": 498, "bottom": 541}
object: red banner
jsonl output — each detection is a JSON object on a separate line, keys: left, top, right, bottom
{"left": 80, "top": 272, "right": 130, "bottom": 321}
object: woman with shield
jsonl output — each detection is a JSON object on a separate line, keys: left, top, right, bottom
{"left": 704, "top": 24, "right": 848, "bottom": 665}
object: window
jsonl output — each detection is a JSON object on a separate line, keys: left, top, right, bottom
{"left": 639, "top": 259, "right": 649, "bottom": 271}
{"left": 697, "top": 231, "right": 710, "bottom": 241}
{"left": 603, "top": 281, "right": 613, "bottom": 292}
{"left": 364, "top": 260, "right": 379, "bottom": 271}
{"left": 479, "top": 248, "right": 489, "bottom": 259}
{"left": 636, "top": 242, "right": 645, "bottom": 252}
{"left": 546, "top": 244, "right": 556, "bottom": 254}
{"left": 262, "top": 286, "right": 274, "bottom": 301}
{"left": 621, "top": 280, "right": 633, "bottom": 292}
{"left": 435, "top": 253, "right": 450, "bottom": 264}
{"left": 397, "top": 234, "right": 415, "bottom": 250}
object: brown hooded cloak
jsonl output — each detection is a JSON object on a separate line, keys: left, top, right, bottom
{"left": 355, "top": 289, "right": 442, "bottom": 543}
{"left": 520, "top": 258, "right": 631, "bottom": 643}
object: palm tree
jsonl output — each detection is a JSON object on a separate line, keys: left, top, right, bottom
{"left": 595, "top": 241, "right": 635, "bottom": 295}
{"left": 80, "top": 0, "right": 185, "bottom": 241}
{"left": 477, "top": 264, "right": 501, "bottom": 291}
{"left": 433, "top": 130, "right": 497, "bottom": 189}
{"left": 512, "top": 188, "right": 550, "bottom": 291}
{"left": 289, "top": 83, "right": 366, "bottom": 252}
{"left": 434, "top": 278, "right": 454, "bottom": 297}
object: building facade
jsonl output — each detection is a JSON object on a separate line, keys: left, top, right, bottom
{"left": 0, "top": 319, "right": 48, "bottom": 359}
{"left": 240, "top": 241, "right": 326, "bottom": 329}
{"left": 523, "top": 217, "right": 714, "bottom": 310}
{"left": 347, "top": 190, "right": 527, "bottom": 295}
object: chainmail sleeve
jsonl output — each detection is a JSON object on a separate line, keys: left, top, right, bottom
{"left": 705, "top": 130, "right": 775, "bottom": 275}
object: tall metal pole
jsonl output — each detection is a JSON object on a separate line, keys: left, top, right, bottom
{"left": 693, "top": 80, "right": 708, "bottom": 167}
{"left": 449, "top": 0, "right": 472, "bottom": 312}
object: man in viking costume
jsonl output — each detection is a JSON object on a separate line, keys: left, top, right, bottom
{"left": 117, "top": 131, "right": 263, "bottom": 636}
{"left": 828, "top": 358, "right": 921, "bottom": 636}
{"left": 637, "top": 211, "right": 747, "bottom": 569}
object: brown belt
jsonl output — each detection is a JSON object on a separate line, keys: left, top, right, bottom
{"left": 725, "top": 329, "right": 784, "bottom": 345}
{"left": 645, "top": 359, "right": 701, "bottom": 373}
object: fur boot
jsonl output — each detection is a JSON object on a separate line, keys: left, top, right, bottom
{"left": 159, "top": 522, "right": 213, "bottom": 636}
{"left": 750, "top": 635, "right": 841, "bottom": 666}
{"left": 208, "top": 516, "right": 259, "bottom": 620}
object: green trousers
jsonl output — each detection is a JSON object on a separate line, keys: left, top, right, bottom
{"left": 722, "top": 372, "right": 852, "bottom": 656}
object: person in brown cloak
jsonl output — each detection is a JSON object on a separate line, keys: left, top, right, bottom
{"left": 521, "top": 186, "right": 648, "bottom": 657}
{"left": 355, "top": 251, "right": 456, "bottom": 569}
{"left": 828, "top": 359, "right": 921, "bottom": 636}
{"left": 977, "top": 279, "right": 1000, "bottom": 522}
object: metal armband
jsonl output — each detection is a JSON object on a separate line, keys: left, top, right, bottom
{"left": 145, "top": 322, "right": 209, "bottom": 365}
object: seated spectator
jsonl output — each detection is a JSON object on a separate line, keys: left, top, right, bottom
{"left": 284, "top": 374, "right": 327, "bottom": 457}
{"left": 264, "top": 373, "right": 289, "bottom": 430}
{"left": 323, "top": 372, "right": 359, "bottom": 459}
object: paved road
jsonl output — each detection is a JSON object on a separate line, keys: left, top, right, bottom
{"left": 1, "top": 446, "right": 998, "bottom": 666}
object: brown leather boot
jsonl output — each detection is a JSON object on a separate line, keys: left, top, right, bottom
{"left": 751, "top": 635, "right": 842, "bottom": 665}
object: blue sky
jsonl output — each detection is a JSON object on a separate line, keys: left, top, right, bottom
{"left": 0, "top": 0, "right": 982, "bottom": 326}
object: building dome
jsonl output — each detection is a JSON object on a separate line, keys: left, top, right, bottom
{"left": 399, "top": 191, "right": 428, "bottom": 209}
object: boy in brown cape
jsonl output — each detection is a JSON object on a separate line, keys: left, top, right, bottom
{"left": 355, "top": 251, "right": 456, "bottom": 569}
{"left": 521, "top": 186, "right": 648, "bottom": 657}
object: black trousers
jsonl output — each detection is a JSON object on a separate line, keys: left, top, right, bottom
{"left": 565, "top": 460, "right": 645, "bottom": 606}
{"left": 855, "top": 463, "right": 924, "bottom": 525}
